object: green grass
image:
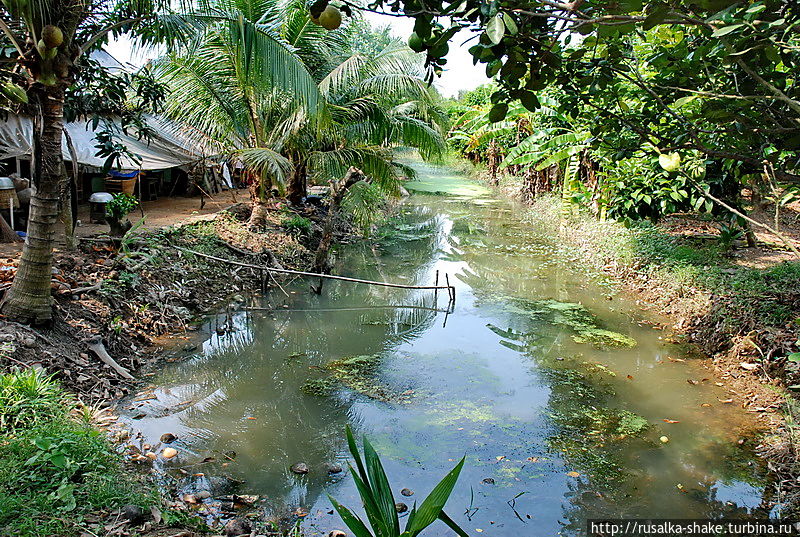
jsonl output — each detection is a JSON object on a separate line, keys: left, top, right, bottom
{"left": 281, "top": 215, "right": 312, "bottom": 235}
{"left": 0, "top": 369, "right": 149, "bottom": 537}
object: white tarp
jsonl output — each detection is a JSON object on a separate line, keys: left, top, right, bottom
{"left": 0, "top": 113, "right": 211, "bottom": 170}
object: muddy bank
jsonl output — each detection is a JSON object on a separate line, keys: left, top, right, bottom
{"left": 0, "top": 202, "right": 328, "bottom": 403}
{"left": 491, "top": 174, "right": 800, "bottom": 512}
{"left": 0, "top": 201, "right": 351, "bottom": 536}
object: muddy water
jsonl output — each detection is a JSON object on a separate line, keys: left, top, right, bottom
{"left": 124, "top": 160, "right": 768, "bottom": 535}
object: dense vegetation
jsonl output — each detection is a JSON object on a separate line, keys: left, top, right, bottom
{"left": 153, "top": 4, "right": 446, "bottom": 230}
{"left": 1, "top": 0, "right": 800, "bottom": 530}
{"left": 0, "top": 369, "right": 146, "bottom": 537}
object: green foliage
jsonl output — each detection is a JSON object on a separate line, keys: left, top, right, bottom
{"left": 548, "top": 403, "right": 651, "bottom": 485}
{"left": 105, "top": 193, "right": 138, "bottom": 220}
{"left": 597, "top": 155, "right": 700, "bottom": 223}
{"left": 303, "top": 354, "right": 410, "bottom": 402}
{"left": 431, "top": 0, "right": 800, "bottom": 228}
{"left": 506, "top": 298, "right": 637, "bottom": 349}
{"left": 0, "top": 368, "right": 63, "bottom": 432}
{"left": 329, "top": 425, "right": 468, "bottom": 537}
{"left": 281, "top": 215, "right": 312, "bottom": 235}
{"left": 0, "top": 370, "right": 142, "bottom": 537}
{"left": 717, "top": 219, "right": 745, "bottom": 250}
{"left": 458, "top": 83, "right": 494, "bottom": 107}
{"left": 342, "top": 181, "right": 388, "bottom": 235}
{"left": 155, "top": 1, "right": 446, "bottom": 209}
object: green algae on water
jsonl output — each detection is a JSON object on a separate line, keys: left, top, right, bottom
{"left": 505, "top": 298, "right": 637, "bottom": 348}
{"left": 301, "top": 354, "right": 411, "bottom": 403}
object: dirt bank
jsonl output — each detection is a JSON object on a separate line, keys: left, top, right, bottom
{"left": 0, "top": 200, "right": 324, "bottom": 404}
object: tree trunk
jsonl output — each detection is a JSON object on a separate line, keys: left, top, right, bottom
{"left": 59, "top": 164, "right": 77, "bottom": 249}
{"left": 0, "top": 213, "right": 21, "bottom": 243}
{"left": 1, "top": 86, "right": 66, "bottom": 324}
{"left": 286, "top": 159, "right": 307, "bottom": 206}
{"left": 313, "top": 167, "right": 364, "bottom": 274}
{"left": 247, "top": 177, "right": 271, "bottom": 230}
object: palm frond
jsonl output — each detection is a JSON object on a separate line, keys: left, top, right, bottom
{"left": 239, "top": 146, "right": 292, "bottom": 184}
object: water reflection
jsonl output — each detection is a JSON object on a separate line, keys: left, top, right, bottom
{"left": 123, "top": 161, "right": 768, "bottom": 535}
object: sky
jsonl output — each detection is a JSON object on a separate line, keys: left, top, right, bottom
{"left": 105, "top": 11, "right": 489, "bottom": 98}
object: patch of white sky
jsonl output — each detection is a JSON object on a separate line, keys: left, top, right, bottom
{"left": 105, "top": 10, "right": 490, "bottom": 98}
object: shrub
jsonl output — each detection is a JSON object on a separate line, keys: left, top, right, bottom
{"left": 281, "top": 215, "right": 312, "bottom": 235}
{"left": 105, "top": 193, "right": 138, "bottom": 220}
{"left": 0, "top": 370, "right": 143, "bottom": 537}
{"left": 329, "top": 426, "right": 468, "bottom": 537}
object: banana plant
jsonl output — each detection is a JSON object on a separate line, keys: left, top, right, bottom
{"left": 501, "top": 130, "right": 591, "bottom": 171}
{"left": 329, "top": 426, "right": 469, "bottom": 537}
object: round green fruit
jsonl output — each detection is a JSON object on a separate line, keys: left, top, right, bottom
{"left": 318, "top": 5, "right": 342, "bottom": 30}
{"left": 430, "top": 42, "right": 449, "bottom": 58}
{"left": 408, "top": 32, "right": 425, "bottom": 52}
{"left": 42, "top": 25, "right": 63, "bottom": 48}
{"left": 658, "top": 152, "right": 681, "bottom": 172}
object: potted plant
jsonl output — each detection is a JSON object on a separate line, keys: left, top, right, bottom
{"left": 105, "top": 193, "right": 137, "bottom": 237}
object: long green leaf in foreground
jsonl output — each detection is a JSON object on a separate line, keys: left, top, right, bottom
{"left": 363, "top": 435, "right": 400, "bottom": 536}
{"left": 332, "top": 427, "right": 469, "bottom": 537}
{"left": 404, "top": 456, "right": 465, "bottom": 536}
{"left": 329, "top": 495, "right": 374, "bottom": 537}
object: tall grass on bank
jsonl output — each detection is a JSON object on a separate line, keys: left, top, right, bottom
{"left": 0, "top": 369, "right": 143, "bottom": 537}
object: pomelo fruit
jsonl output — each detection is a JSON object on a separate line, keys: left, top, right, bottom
{"left": 658, "top": 152, "right": 681, "bottom": 172}
{"left": 408, "top": 32, "right": 425, "bottom": 52}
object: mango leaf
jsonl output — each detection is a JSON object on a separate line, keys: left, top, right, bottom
{"left": 488, "top": 103, "right": 508, "bottom": 123}
{"left": 520, "top": 91, "right": 540, "bottom": 112}
{"left": 502, "top": 13, "right": 518, "bottom": 34}
{"left": 711, "top": 23, "right": 744, "bottom": 37}
{"left": 642, "top": 4, "right": 670, "bottom": 30}
{"left": 487, "top": 15, "right": 505, "bottom": 44}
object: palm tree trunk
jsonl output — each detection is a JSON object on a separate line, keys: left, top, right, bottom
{"left": 287, "top": 159, "right": 307, "bottom": 206}
{"left": 0, "top": 213, "right": 21, "bottom": 243}
{"left": 1, "top": 86, "right": 66, "bottom": 324}
{"left": 247, "top": 175, "right": 272, "bottom": 230}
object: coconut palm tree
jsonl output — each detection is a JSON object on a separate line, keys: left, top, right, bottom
{"left": 281, "top": 30, "right": 448, "bottom": 207}
{"left": 154, "top": 1, "right": 446, "bottom": 229}
{"left": 0, "top": 0, "right": 320, "bottom": 323}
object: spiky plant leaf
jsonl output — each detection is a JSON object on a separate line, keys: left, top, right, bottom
{"left": 404, "top": 457, "right": 465, "bottom": 537}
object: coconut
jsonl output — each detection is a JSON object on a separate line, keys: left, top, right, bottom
{"left": 408, "top": 32, "right": 425, "bottom": 52}
{"left": 318, "top": 5, "right": 342, "bottom": 30}
{"left": 42, "top": 25, "right": 63, "bottom": 48}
